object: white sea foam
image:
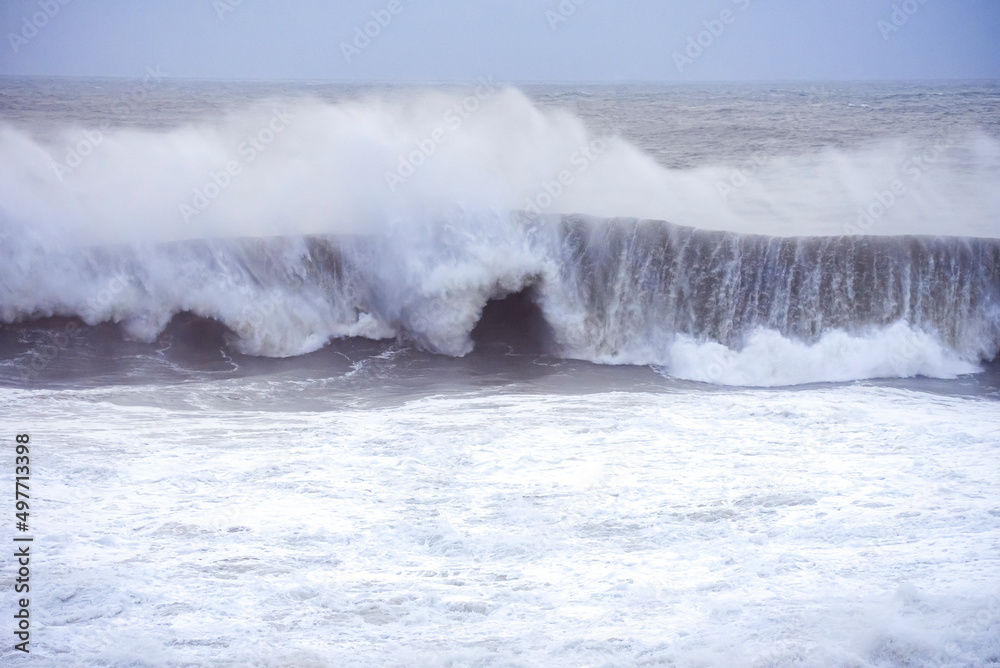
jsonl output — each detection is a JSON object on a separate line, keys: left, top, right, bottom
{"left": 658, "top": 323, "right": 982, "bottom": 386}
{"left": 4, "top": 383, "right": 998, "bottom": 666}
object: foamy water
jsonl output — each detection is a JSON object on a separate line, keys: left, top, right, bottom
{"left": 2, "top": 383, "right": 998, "bottom": 666}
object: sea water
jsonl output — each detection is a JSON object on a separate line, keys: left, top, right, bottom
{"left": 1, "top": 79, "right": 998, "bottom": 666}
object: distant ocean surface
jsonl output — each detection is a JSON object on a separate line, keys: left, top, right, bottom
{"left": 1, "top": 78, "right": 998, "bottom": 667}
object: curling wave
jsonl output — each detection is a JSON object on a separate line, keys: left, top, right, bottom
{"left": 1, "top": 214, "right": 998, "bottom": 386}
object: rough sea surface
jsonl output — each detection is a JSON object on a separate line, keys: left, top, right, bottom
{"left": 1, "top": 79, "right": 999, "bottom": 666}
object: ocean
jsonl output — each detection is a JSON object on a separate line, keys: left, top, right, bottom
{"left": 1, "top": 78, "right": 999, "bottom": 666}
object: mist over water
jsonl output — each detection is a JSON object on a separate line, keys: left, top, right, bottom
{"left": 3, "top": 80, "right": 1000, "bottom": 242}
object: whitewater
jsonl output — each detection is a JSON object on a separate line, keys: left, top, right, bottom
{"left": 1, "top": 79, "right": 999, "bottom": 666}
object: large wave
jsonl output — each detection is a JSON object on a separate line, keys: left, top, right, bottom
{"left": 1, "top": 88, "right": 998, "bottom": 385}
{"left": 2, "top": 215, "right": 998, "bottom": 385}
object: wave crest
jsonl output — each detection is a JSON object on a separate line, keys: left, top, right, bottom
{"left": 2, "top": 214, "right": 998, "bottom": 386}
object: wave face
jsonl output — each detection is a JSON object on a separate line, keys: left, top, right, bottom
{"left": 548, "top": 218, "right": 1000, "bottom": 361}
{"left": 2, "top": 214, "right": 997, "bottom": 386}
{"left": 546, "top": 218, "right": 997, "bottom": 384}
{"left": 2, "top": 85, "right": 999, "bottom": 385}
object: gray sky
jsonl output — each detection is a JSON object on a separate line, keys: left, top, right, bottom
{"left": 1, "top": 0, "right": 998, "bottom": 82}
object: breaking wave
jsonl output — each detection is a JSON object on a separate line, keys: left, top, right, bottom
{"left": 1, "top": 88, "right": 998, "bottom": 385}
{"left": 2, "top": 215, "right": 998, "bottom": 386}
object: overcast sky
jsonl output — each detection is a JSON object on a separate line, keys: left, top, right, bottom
{"left": 1, "top": 0, "right": 998, "bottom": 82}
